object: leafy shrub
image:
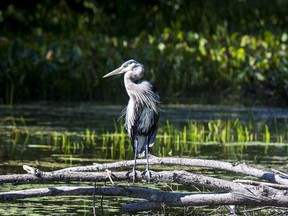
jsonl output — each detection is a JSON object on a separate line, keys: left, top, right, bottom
{"left": 0, "top": 0, "right": 287, "bottom": 105}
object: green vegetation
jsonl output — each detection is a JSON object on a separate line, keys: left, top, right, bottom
{"left": 0, "top": 0, "right": 287, "bottom": 105}
{"left": 2, "top": 115, "right": 288, "bottom": 160}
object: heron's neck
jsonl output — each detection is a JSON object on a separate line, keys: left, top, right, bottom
{"left": 124, "top": 75, "right": 139, "bottom": 98}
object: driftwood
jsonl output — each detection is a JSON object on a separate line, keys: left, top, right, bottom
{"left": 1, "top": 156, "right": 288, "bottom": 213}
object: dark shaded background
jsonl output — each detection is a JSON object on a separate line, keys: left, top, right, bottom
{"left": 0, "top": 0, "right": 287, "bottom": 105}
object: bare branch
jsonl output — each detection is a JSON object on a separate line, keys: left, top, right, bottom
{"left": 233, "top": 179, "right": 288, "bottom": 190}
{"left": 0, "top": 167, "right": 267, "bottom": 195}
{"left": 1, "top": 157, "right": 288, "bottom": 213}
{"left": 53, "top": 157, "right": 288, "bottom": 185}
{"left": 1, "top": 185, "right": 288, "bottom": 212}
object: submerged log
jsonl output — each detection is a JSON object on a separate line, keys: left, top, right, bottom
{"left": 0, "top": 156, "right": 288, "bottom": 213}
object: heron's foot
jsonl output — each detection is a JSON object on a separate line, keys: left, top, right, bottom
{"left": 141, "top": 169, "right": 158, "bottom": 183}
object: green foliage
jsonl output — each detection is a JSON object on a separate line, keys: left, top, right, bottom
{"left": 2, "top": 114, "right": 288, "bottom": 159}
{"left": 0, "top": 0, "right": 287, "bottom": 104}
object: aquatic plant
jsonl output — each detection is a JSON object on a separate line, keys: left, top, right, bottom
{"left": 263, "top": 125, "right": 270, "bottom": 143}
{"left": 2, "top": 115, "right": 288, "bottom": 160}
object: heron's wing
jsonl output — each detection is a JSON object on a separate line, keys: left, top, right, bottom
{"left": 147, "top": 111, "right": 159, "bottom": 147}
{"left": 134, "top": 105, "right": 159, "bottom": 155}
{"left": 137, "top": 106, "right": 159, "bottom": 135}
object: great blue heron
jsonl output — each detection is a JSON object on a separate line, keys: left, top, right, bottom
{"left": 103, "top": 60, "right": 160, "bottom": 182}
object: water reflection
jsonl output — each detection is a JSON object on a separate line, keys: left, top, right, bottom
{"left": 1, "top": 102, "right": 288, "bottom": 130}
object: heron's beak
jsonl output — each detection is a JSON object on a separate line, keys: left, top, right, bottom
{"left": 102, "top": 67, "right": 125, "bottom": 78}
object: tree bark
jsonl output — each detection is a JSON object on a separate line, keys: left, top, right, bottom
{"left": 53, "top": 156, "right": 288, "bottom": 185}
{"left": 1, "top": 156, "right": 288, "bottom": 213}
{"left": 1, "top": 185, "right": 288, "bottom": 212}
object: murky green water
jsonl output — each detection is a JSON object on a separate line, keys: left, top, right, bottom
{"left": 1, "top": 102, "right": 288, "bottom": 215}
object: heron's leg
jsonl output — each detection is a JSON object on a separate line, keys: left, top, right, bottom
{"left": 133, "top": 140, "right": 138, "bottom": 183}
{"left": 145, "top": 143, "right": 151, "bottom": 182}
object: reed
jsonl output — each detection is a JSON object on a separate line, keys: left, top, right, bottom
{"left": 263, "top": 125, "right": 270, "bottom": 143}
{"left": 2, "top": 116, "right": 288, "bottom": 159}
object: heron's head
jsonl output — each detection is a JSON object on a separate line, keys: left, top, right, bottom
{"left": 103, "top": 59, "right": 144, "bottom": 81}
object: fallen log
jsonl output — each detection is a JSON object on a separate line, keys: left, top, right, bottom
{"left": 0, "top": 156, "right": 288, "bottom": 213}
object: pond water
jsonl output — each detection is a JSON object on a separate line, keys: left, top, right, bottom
{"left": 0, "top": 102, "right": 288, "bottom": 215}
